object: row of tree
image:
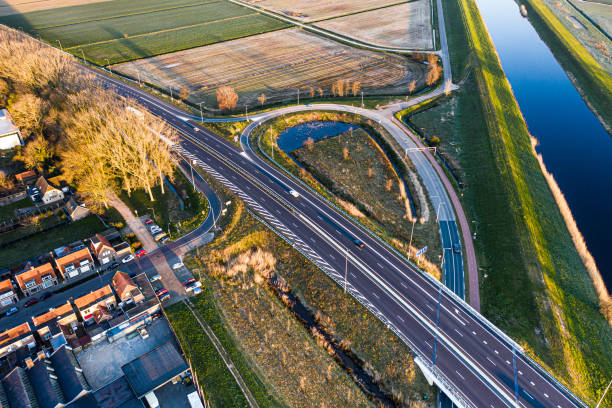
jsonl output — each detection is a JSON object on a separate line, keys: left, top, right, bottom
{"left": 0, "top": 27, "right": 176, "bottom": 209}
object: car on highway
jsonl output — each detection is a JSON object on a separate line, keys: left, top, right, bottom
{"left": 145, "top": 219, "right": 154, "bottom": 225}
{"left": 135, "top": 249, "right": 147, "bottom": 258}
{"left": 183, "top": 278, "right": 195, "bottom": 286}
{"left": 24, "top": 298, "right": 39, "bottom": 308}
{"left": 289, "top": 190, "right": 300, "bottom": 198}
{"left": 150, "top": 274, "right": 162, "bottom": 282}
{"left": 39, "top": 292, "right": 52, "bottom": 301}
{"left": 5, "top": 306, "right": 18, "bottom": 316}
{"left": 122, "top": 254, "right": 134, "bottom": 263}
{"left": 453, "top": 243, "right": 461, "bottom": 254}
{"left": 352, "top": 238, "right": 365, "bottom": 248}
{"left": 173, "top": 262, "right": 184, "bottom": 270}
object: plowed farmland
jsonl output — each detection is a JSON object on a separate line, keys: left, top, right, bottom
{"left": 0, "top": 0, "right": 290, "bottom": 64}
{"left": 315, "top": 1, "right": 433, "bottom": 49}
{"left": 114, "top": 29, "right": 428, "bottom": 111}
{"left": 243, "top": 0, "right": 402, "bottom": 22}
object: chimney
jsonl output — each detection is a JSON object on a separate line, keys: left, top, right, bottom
{"left": 25, "top": 357, "right": 34, "bottom": 369}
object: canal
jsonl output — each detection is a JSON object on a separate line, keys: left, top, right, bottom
{"left": 475, "top": 0, "right": 612, "bottom": 288}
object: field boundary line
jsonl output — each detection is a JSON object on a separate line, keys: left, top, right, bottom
{"left": 184, "top": 299, "right": 261, "bottom": 408}
{"left": 306, "top": 0, "right": 414, "bottom": 23}
{"left": 65, "top": 13, "right": 260, "bottom": 49}
{"left": 32, "top": 0, "right": 220, "bottom": 30}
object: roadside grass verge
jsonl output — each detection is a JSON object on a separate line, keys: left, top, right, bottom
{"left": 190, "top": 168, "right": 435, "bottom": 406}
{"left": 440, "top": 0, "right": 471, "bottom": 81}
{"left": 181, "top": 201, "right": 375, "bottom": 407}
{"left": 424, "top": 0, "right": 612, "bottom": 403}
{"left": 165, "top": 303, "right": 252, "bottom": 408}
{"left": 251, "top": 111, "right": 442, "bottom": 278}
{"left": 521, "top": 0, "right": 612, "bottom": 130}
{"left": 0, "top": 214, "right": 104, "bottom": 268}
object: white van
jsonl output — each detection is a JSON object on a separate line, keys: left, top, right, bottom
{"left": 143, "top": 391, "right": 159, "bottom": 408}
{"left": 188, "top": 391, "right": 204, "bottom": 408}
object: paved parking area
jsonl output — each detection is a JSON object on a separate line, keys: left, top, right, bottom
{"left": 75, "top": 317, "right": 176, "bottom": 390}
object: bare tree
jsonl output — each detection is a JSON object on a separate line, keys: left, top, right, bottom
{"left": 258, "top": 93, "right": 266, "bottom": 107}
{"left": 426, "top": 54, "right": 441, "bottom": 86}
{"left": 309, "top": 86, "right": 315, "bottom": 98}
{"left": 342, "top": 146, "right": 349, "bottom": 160}
{"left": 216, "top": 86, "right": 238, "bottom": 110}
{"left": 444, "top": 79, "right": 452, "bottom": 96}
{"left": 317, "top": 87, "right": 324, "bottom": 97}
{"left": 179, "top": 87, "right": 190, "bottom": 101}
{"left": 304, "top": 137, "right": 315, "bottom": 151}
{"left": 385, "top": 179, "right": 393, "bottom": 192}
{"left": 8, "top": 93, "right": 45, "bottom": 140}
{"left": 409, "top": 80, "right": 416, "bottom": 94}
{"left": 367, "top": 167, "right": 373, "bottom": 179}
{"left": 352, "top": 81, "right": 361, "bottom": 96}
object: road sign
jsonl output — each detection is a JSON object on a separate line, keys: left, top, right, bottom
{"left": 416, "top": 246, "right": 428, "bottom": 256}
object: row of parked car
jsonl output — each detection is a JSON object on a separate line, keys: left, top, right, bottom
{"left": 145, "top": 219, "right": 169, "bottom": 243}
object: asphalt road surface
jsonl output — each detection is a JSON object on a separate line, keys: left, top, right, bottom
{"left": 94, "top": 72, "right": 586, "bottom": 408}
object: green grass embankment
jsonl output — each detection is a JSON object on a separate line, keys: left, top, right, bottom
{"left": 431, "top": 0, "right": 612, "bottom": 403}
{"left": 520, "top": 0, "right": 612, "bottom": 130}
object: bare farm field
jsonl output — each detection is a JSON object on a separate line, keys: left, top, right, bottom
{"left": 0, "top": 0, "right": 109, "bottom": 16}
{"left": 243, "top": 0, "right": 403, "bottom": 22}
{"left": 316, "top": 0, "right": 433, "bottom": 49}
{"left": 115, "top": 29, "right": 428, "bottom": 111}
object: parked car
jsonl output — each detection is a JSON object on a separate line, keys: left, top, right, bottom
{"left": 161, "top": 237, "right": 170, "bottom": 244}
{"left": 5, "top": 306, "right": 18, "bottom": 316}
{"left": 158, "top": 293, "right": 170, "bottom": 302}
{"left": 145, "top": 219, "right": 154, "bottom": 225}
{"left": 135, "top": 249, "right": 147, "bottom": 258}
{"left": 24, "top": 298, "right": 39, "bottom": 308}
{"left": 185, "top": 282, "right": 202, "bottom": 293}
{"left": 122, "top": 254, "right": 134, "bottom": 263}
{"left": 150, "top": 274, "right": 162, "bottom": 282}
{"left": 183, "top": 278, "right": 195, "bottom": 286}
{"left": 155, "top": 288, "right": 168, "bottom": 297}
{"left": 39, "top": 292, "right": 53, "bottom": 301}
{"left": 192, "top": 287, "right": 202, "bottom": 295}
{"left": 110, "top": 262, "right": 120, "bottom": 269}
{"left": 150, "top": 225, "right": 162, "bottom": 234}
{"left": 173, "top": 262, "right": 184, "bottom": 270}
{"left": 154, "top": 232, "right": 167, "bottom": 242}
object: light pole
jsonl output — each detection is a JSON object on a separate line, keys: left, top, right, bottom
{"left": 361, "top": 91, "right": 364, "bottom": 108}
{"left": 137, "top": 70, "right": 141, "bottom": 86}
{"left": 105, "top": 59, "right": 111, "bottom": 73}
{"left": 169, "top": 87, "right": 174, "bottom": 101}
{"left": 595, "top": 379, "right": 612, "bottom": 408}
{"left": 297, "top": 89, "right": 300, "bottom": 105}
{"left": 198, "top": 102, "right": 204, "bottom": 122}
{"left": 56, "top": 40, "right": 63, "bottom": 50}
{"left": 344, "top": 246, "right": 349, "bottom": 292}
{"left": 80, "top": 49, "right": 85, "bottom": 61}
{"left": 408, "top": 217, "right": 416, "bottom": 258}
{"left": 270, "top": 128, "right": 274, "bottom": 161}
{"left": 147, "top": 207, "right": 156, "bottom": 221}
{"left": 190, "top": 159, "right": 196, "bottom": 188}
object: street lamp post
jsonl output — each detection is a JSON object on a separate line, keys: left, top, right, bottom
{"left": 408, "top": 217, "right": 416, "bottom": 258}
{"left": 344, "top": 247, "right": 349, "bottom": 292}
{"left": 56, "top": 40, "right": 63, "bottom": 50}
{"left": 198, "top": 102, "right": 204, "bottom": 122}
{"left": 190, "top": 159, "right": 196, "bottom": 188}
{"left": 270, "top": 128, "right": 274, "bottom": 161}
{"left": 105, "top": 59, "right": 111, "bottom": 73}
{"left": 297, "top": 89, "right": 300, "bottom": 105}
{"left": 147, "top": 207, "right": 156, "bottom": 221}
{"left": 361, "top": 91, "right": 364, "bottom": 108}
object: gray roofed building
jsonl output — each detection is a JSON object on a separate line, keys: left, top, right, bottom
{"left": 1, "top": 367, "right": 36, "bottom": 407}
{"left": 121, "top": 342, "right": 188, "bottom": 398}
{"left": 64, "top": 198, "right": 90, "bottom": 221}
{"left": 27, "top": 359, "right": 61, "bottom": 408}
{"left": 0, "top": 109, "right": 23, "bottom": 150}
{"left": 49, "top": 345, "right": 89, "bottom": 402}
{"left": 94, "top": 376, "right": 143, "bottom": 408}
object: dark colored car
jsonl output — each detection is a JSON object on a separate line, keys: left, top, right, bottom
{"left": 24, "top": 298, "right": 39, "bottom": 307}
{"left": 183, "top": 278, "right": 196, "bottom": 287}
{"left": 39, "top": 292, "right": 53, "bottom": 301}
{"left": 110, "top": 262, "right": 120, "bottom": 269}
{"left": 156, "top": 289, "right": 168, "bottom": 297}
{"left": 453, "top": 243, "right": 462, "bottom": 254}
{"left": 145, "top": 219, "right": 154, "bottom": 225}
{"left": 5, "top": 306, "right": 18, "bottom": 316}
{"left": 352, "top": 238, "right": 365, "bottom": 248}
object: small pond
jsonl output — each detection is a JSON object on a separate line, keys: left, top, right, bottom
{"left": 277, "top": 121, "right": 357, "bottom": 152}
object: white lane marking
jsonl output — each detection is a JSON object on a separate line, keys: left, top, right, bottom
{"left": 486, "top": 357, "right": 496, "bottom": 366}
{"left": 329, "top": 254, "right": 335, "bottom": 260}
{"left": 455, "top": 370, "right": 465, "bottom": 380}
{"left": 372, "top": 292, "right": 380, "bottom": 299}
{"left": 400, "top": 282, "right": 408, "bottom": 289}
{"left": 530, "top": 381, "right": 535, "bottom": 386}
{"left": 544, "top": 393, "right": 549, "bottom": 398}
{"left": 426, "top": 304, "right": 434, "bottom": 311}
{"left": 472, "top": 331, "right": 476, "bottom": 335}
{"left": 523, "top": 391, "right": 534, "bottom": 400}
{"left": 454, "top": 328, "right": 463, "bottom": 337}
{"left": 425, "top": 341, "right": 433, "bottom": 349}
{"left": 376, "top": 262, "right": 384, "bottom": 268}
{"left": 505, "top": 360, "right": 510, "bottom": 365}
{"left": 483, "top": 340, "right": 488, "bottom": 345}
{"left": 396, "top": 315, "right": 405, "bottom": 323}
{"left": 518, "top": 370, "right": 523, "bottom": 375}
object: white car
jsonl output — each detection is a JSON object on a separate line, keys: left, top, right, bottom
{"left": 150, "top": 226, "right": 162, "bottom": 234}
{"left": 289, "top": 190, "right": 300, "bottom": 198}
{"left": 172, "top": 262, "right": 184, "bottom": 270}
{"left": 122, "top": 254, "right": 134, "bottom": 263}
{"left": 150, "top": 274, "right": 162, "bottom": 282}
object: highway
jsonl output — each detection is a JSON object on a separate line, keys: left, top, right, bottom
{"left": 98, "top": 72, "right": 585, "bottom": 408}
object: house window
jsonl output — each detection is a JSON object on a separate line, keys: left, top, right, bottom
{"left": 25, "top": 280, "right": 36, "bottom": 289}
{"left": 80, "top": 259, "right": 90, "bottom": 266}
{"left": 42, "top": 274, "right": 54, "bottom": 281}
{"left": 41, "top": 281, "right": 54, "bottom": 289}
{"left": 65, "top": 264, "right": 76, "bottom": 273}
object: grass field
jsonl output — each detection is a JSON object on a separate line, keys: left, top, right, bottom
{"left": 570, "top": 0, "right": 612, "bottom": 36}
{"left": 0, "top": 0, "right": 109, "bottom": 16}
{"left": 0, "top": 197, "right": 33, "bottom": 222}
{"left": 115, "top": 28, "right": 427, "bottom": 110}
{"left": 315, "top": 1, "right": 433, "bottom": 49}
{"left": 243, "top": 0, "right": 403, "bottom": 22}
{"left": 428, "top": 0, "right": 612, "bottom": 404}
{"left": 0, "top": 214, "right": 104, "bottom": 268}
{"left": 0, "top": 0, "right": 290, "bottom": 64}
